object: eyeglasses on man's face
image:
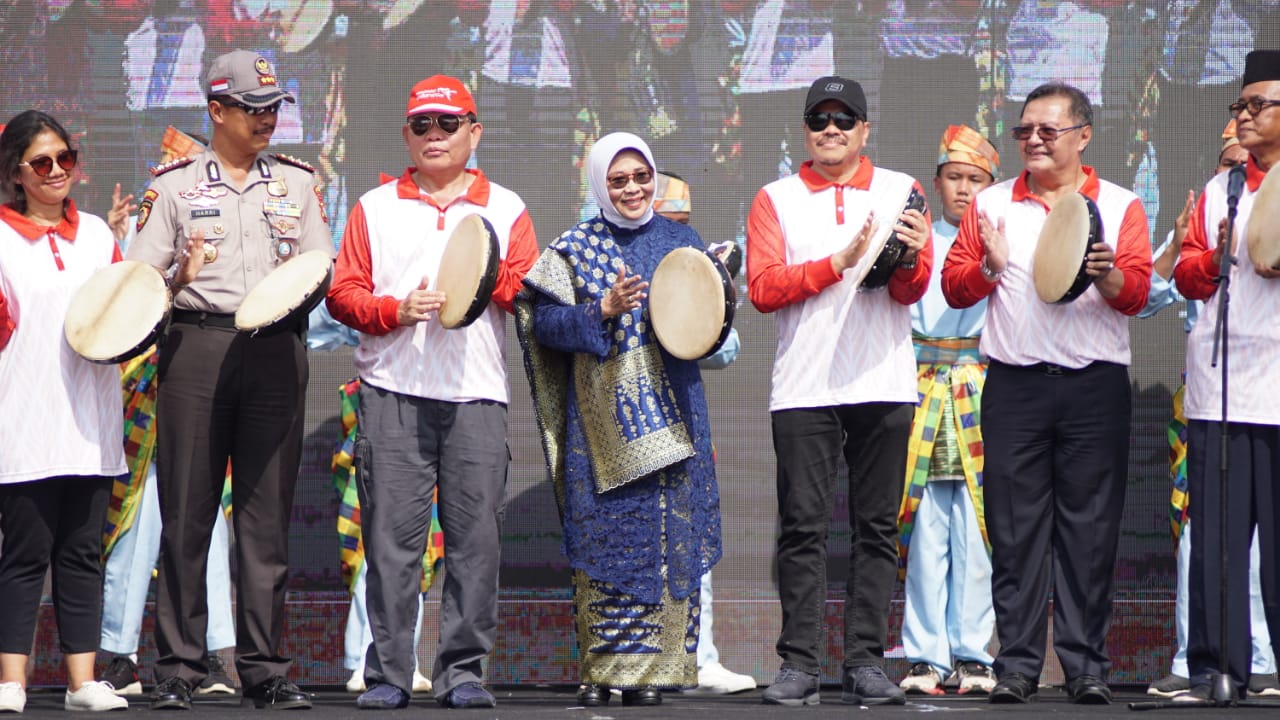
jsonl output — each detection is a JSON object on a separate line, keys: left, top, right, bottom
{"left": 214, "top": 97, "right": 283, "bottom": 116}
{"left": 20, "top": 148, "right": 78, "bottom": 176}
{"left": 1230, "top": 96, "right": 1280, "bottom": 118}
{"left": 606, "top": 170, "right": 654, "bottom": 190}
{"left": 1009, "top": 123, "right": 1088, "bottom": 142}
{"left": 407, "top": 114, "right": 470, "bottom": 136}
{"left": 804, "top": 111, "right": 860, "bottom": 132}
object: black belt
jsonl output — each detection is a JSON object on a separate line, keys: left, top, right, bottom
{"left": 990, "top": 359, "right": 1098, "bottom": 377}
{"left": 171, "top": 310, "right": 237, "bottom": 329}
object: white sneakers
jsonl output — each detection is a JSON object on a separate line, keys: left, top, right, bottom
{"left": 412, "top": 671, "right": 432, "bottom": 693}
{"left": 65, "top": 681, "right": 129, "bottom": 712}
{"left": 346, "top": 669, "right": 432, "bottom": 693}
{"left": 687, "top": 662, "right": 757, "bottom": 695}
{"left": 0, "top": 682, "right": 25, "bottom": 713}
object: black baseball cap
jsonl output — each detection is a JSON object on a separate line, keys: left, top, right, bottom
{"left": 804, "top": 76, "right": 867, "bottom": 120}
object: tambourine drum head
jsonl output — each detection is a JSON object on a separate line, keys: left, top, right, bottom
{"left": 650, "top": 247, "right": 735, "bottom": 361}
{"left": 1247, "top": 168, "right": 1280, "bottom": 270}
{"left": 235, "top": 250, "right": 333, "bottom": 331}
{"left": 438, "top": 214, "right": 500, "bottom": 329}
{"left": 65, "top": 260, "right": 170, "bottom": 364}
{"left": 1033, "top": 193, "right": 1098, "bottom": 304}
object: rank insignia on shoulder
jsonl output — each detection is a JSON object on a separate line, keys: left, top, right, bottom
{"left": 149, "top": 155, "right": 198, "bottom": 177}
{"left": 272, "top": 153, "right": 316, "bottom": 173}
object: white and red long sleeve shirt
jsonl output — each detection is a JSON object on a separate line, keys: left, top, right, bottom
{"left": 326, "top": 169, "right": 537, "bottom": 404}
{"left": 747, "top": 158, "right": 932, "bottom": 412}
{"left": 0, "top": 202, "right": 127, "bottom": 484}
{"left": 941, "top": 167, "right": 1151, "bottom": 369}
{"left": 1174, "top": 157, "right": 1280, "bottom": 424}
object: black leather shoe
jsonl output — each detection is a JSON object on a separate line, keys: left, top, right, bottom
{"left": 242, "top": 676, "right": 313, "bottom": 710}
{"left": 621, "top": 688, "right": 662, "bottom": 706}
{"left": 151, "top": 676, "right": 194, "bottom": 711}
{"left": 576, "top": 685, "right": 609, "bottom": 706}
{"left": 989, "top": 673, "right": 1037, "bottom": 704}
{"left": 1067, "top": 675, "right": 1112, "bottom": 705}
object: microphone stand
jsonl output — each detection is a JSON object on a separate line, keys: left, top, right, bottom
{"left": 1131, "top": 166, "right": 1279, "bottom": 711}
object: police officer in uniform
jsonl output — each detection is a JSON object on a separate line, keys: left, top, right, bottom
{"left": 126, "top": 49, "right": 332, "bottom": 711}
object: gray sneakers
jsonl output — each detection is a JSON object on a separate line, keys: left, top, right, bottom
{"left": 762, "top": 667, "right": 819, "bottom": 706}
{"left": 844, "top": 665, "right": 906, "bottom": 706}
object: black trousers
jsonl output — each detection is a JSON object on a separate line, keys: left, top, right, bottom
{"left": 771, "top": 402, "right": 912, "bottom": 673}
{"left": 153, "top": 320, "right": 307, "bottom": 689}
{"left": 0, "top": 475, "right": 112, "bottom": 654}
{"left": 982, "top": 360, "right": 1130, "bottom": 682}
{"left": 1186, "top": 420, "right": 1280, "bottom": 696}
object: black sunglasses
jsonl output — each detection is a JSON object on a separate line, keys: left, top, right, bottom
{"left": 408, "top": 114, "right": 470, "bottom": 136}
{"left": 804, "top": 111, "right": 860, "bottom": 132}
{"left": 20, "top": 148, "right": 78, "bottom": 176}
{"left": 214, "top": 97, "right": 283, "bottom": 116}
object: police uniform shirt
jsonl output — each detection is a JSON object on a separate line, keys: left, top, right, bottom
{"left": 127, "top": 148, "right": 333, "bottom": 314}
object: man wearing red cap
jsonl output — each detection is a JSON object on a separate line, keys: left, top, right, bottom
{"left": 127, "top": 49, "right": 331, "bottom": 711}
{"left": 1174, "top": 48, "right": 1280, "bottom": 704}
{"left": 327, "top": 74, "right": 538, "bottom": 710}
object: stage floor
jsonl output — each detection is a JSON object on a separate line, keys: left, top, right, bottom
{"left": 14, "top": 686, "right": 1277, "bottom": 718}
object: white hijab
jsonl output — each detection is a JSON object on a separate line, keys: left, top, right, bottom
{"left": 587, "top": 131, "right": 657, "bottom": 230}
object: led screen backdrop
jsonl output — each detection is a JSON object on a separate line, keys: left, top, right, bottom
{"left": 4, "top": 0, "right": 1278, "bottom": 686}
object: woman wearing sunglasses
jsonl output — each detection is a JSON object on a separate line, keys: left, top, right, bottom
{"left": 0, "top": 110, "right": 130, "bottom": 713}
{"left": 516, "top": 132, "right": 722, "bottom": 708}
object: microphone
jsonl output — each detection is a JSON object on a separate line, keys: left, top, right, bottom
{"left": 1226, "top": 164, "right": 1246, "bottom": 215}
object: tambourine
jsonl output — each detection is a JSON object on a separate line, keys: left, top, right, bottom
{"left": 1246, "top": 166, "right": 1280, "bottom": 270}
{"left": 649, "top": 246, "right": 736, "bottom": 361}
{"left": 1033, "top": 192, "right": 1102, "bottom": 304}
{"left": 235, "top": 250, "right": 333, "bottom": 332}
{"left": 65, "top": 260, "right": 171, "bottom": 364}
{"left": 860, "top": 187, "right": 927, "bottom": 290}
{"left": 437, "top": 214, "right": 500, "bottom": 329}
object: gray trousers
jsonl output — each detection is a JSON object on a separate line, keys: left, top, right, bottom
{"left": 354, "top": 382, "right": 508, "bottom": 697}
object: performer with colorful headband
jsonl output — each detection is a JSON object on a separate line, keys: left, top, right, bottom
{"left": 652, "top": 170, "right": 755, "bottom": 697}
{"left": 127, "top": 49, "right": 332, "bottom": 711}
{"left": 326, "top": 74, "right": 538, "bottom": 710}
{"left": 942, "top": 81, "right": 1152, "bottom": 705}
{"left": 1173, "top": 49, "right": 1280, "bottom": 704}
{"left": 516, "top": 132, "right": 722, "bottom": 708}
{"left": 1142, "top": 118, "right": 1280, "bottom": 700}
{"left": 897, "top": 125, "right": 999, "bottom": 698}
{"left": 748, "top": 75, "right": 932, "bottom": 707}
{"left": 0, "top": 111, "right": 129, "bottom": 714}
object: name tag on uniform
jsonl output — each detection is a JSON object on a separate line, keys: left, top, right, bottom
{"left": 191, "top": 208, "right": 221, "bottom": 219}
{"left": 263, "top": 198, "right": 301, "bottom": 218}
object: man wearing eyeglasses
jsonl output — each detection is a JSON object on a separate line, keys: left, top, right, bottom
{"left": 941, "top": 81, "right": 1152, "bottom": 705}
{"left": 326, "top": 74, "right": 538, "bottom": 710}
{"left": 126, "top": 49, "right": 333, "bottom": 711}
{"left": 747, "top": 75, "right": 932, "bottom": 707}
{"left": 1173, "top": 48, "right": 1280, "bottom": 704}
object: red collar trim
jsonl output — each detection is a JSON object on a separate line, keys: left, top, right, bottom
{"left": 0, "top": 199, "right": 79, "bottom": 241}
{"left": 1246, "top": 156, "right": 1267, "bottom": 192}
{"left": 1011, "top": 166, "right": 1100, "bottom": 206}
{"left": 799, "top": 157, "right": 874, "bottom": 192}
{"left": 395, "top": 168, "right": 492, "bottom": 206}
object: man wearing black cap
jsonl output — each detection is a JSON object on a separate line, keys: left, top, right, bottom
{"left": 746, "top": 75, "right": 933, "bottom": 707}
{"left": 127, "top": 49, "right": 332, "bottom": 710}
{"left": 1174, "top": 48, "right": 1280, "bottom": 704}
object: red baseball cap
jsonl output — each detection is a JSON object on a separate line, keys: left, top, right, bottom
{"left": 406, "top": 75, "right": 476, "bottom": 118}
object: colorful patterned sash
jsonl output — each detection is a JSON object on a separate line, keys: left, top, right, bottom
{"left": 898, "top": 337, "right": 989, "bottom": 573}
